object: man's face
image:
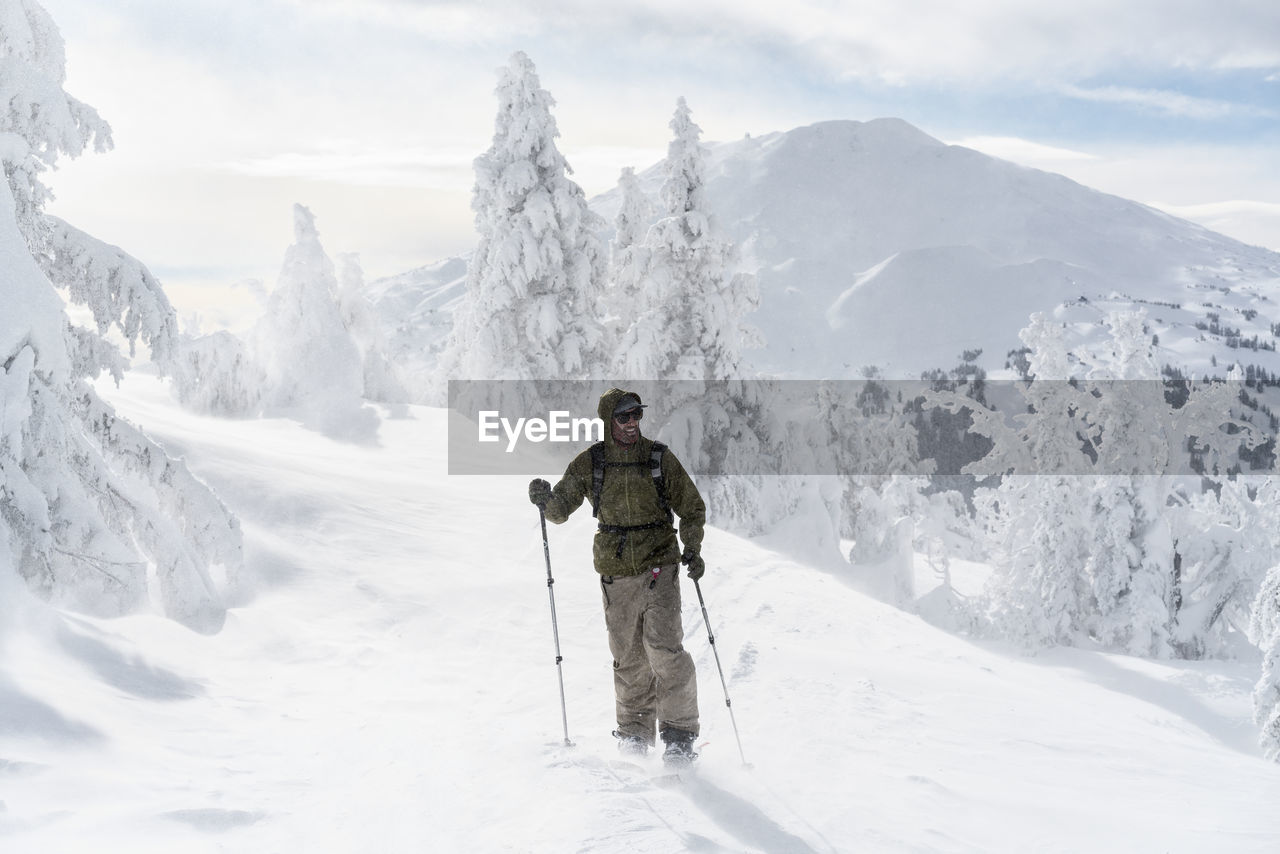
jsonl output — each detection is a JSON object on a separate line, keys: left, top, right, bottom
{"left": 611, "top": 409, "right": 642, "bottom": 445}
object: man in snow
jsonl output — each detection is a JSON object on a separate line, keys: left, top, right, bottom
{"left": 529, "top": 388, "right": 706, "bottom": 765}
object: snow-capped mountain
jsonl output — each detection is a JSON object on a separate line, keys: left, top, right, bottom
{"left": 690, "top": 119, "right": 1280, "bottom": 377}
{"left": 374, "top": 117, "right": 1280, "bottom": 381}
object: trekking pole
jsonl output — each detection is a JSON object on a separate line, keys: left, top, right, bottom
{"left": 539, "top": 507, "right": 573, "bottom": 747}
{"left": 693, "top": 578, "right": 749, "bottom": 767}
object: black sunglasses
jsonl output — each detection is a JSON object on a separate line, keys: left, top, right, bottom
{"left": 613, "top": 410, "right": 643, "bottom": 424}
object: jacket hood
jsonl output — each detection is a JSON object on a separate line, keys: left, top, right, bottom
{"left": 597, "top": 387, "right": 643, "bottom": 447}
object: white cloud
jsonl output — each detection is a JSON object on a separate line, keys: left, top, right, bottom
{"left": 1151, "top": 199, "right": 1280, "bottom": 219}
{"left": 559, "top": 145, "right": 668, "bottom": 195}
{"left": 214, "top": 142, "right": 669, "bottom": 197}
{"left": 319, "top": 0, "right": 1280, "bottom": 84}
{"left": 292, "top": 0, "right": 528, "bottom": 42}
{"left": 1017, "top": 142, "right": 1280, "bottom": 250}
{"left": 1058, "top": 84, "right": 1277, "bottom": 120}
{"left": 1147, "top": 200, "right": 1280, "bottom": 251}
{"left": 949, "top": 136, "right": 1100, "bottom": 166}
{"left": 941, "top": 138, "right": 1280, "bottom": 252}
{"left": 219, "top": 147, "right": 478, "bottom": 190}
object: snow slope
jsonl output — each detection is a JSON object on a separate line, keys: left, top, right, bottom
{"left": 367, "top": 256, "right": 467, "bottom": 399}
{"left": 2, "top": 375, "right": 1279, "bottom": 852}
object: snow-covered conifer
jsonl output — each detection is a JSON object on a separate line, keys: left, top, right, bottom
{"left": 253, "top": 204, "right": 376, "bottom": 439}
{"left": 173, "top": 223, "right": 400, "bottom": 423}
{"left": 621, "top": 99, "right": 761, "bottom": 451}
{"left": 1250, "top": 564, "right": 1280, "bottom": 760}
{"left": 830, "top": 379, "right": 959, "bottom": 609}
{"left": 612, "top": 166, "right": 652, "bottom": 260}
{"left": 42, "top": 217, "right": 180, "bottom": 371}
{"left": 0, "top": 0, "right": 240, "bottom": 629}
{"left": 607, "top": 166, "right": 654, "bottom": 349}
{"left": 0, "top": 0, "right": 110, "bottom": 255}
{"left": 819, "top": 375, "right": 932, "bottom": 556}
{"left": 173, "top": 330, "right": 265, "bottom": 416}
{"left": 439, "top": 51, "right": 607, "bottom": 398}
{"left": 937, "top": 310, "right": 1253, "bottom": 656}
{"left": 933, "top": 326, "right": 1095, "bottom": 650}
{"left": 612, "top": 100, "right": 829, "bottom": 549}
{"left": 617, "top": 97, "right": 760, "bottom": 385}
{"left": 1177, "top": 478, "right": 1280, "bottom": 658}
{"left": 337, "top": 253, "right": 408, "bottom": 405}
{"left": 1084, "top": 317, "right": 1259, "bottom": 656}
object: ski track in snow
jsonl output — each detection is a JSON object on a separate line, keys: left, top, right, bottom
{"left": 1, "top": 374, "right": 1280, "bottom": 852}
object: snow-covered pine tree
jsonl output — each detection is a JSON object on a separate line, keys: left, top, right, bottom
{"left": 617, "top": 97, "right": 759, "bottom": 387}
{"left": 610, "top": 99, "right": 834, "bottom": 548}
{"left": 1177, "top": 478, "right": 1280, "bottom": 659}
{"left": 821, "top": 374, "right": 932, "bottom": 556}
{"left": 1080, "top": 311, "right": 1177, "bottom": 656}
{"left": 173, "top": 328, "right": 265, "bottom": 417}
{"left": 611, "top": 166, "right": 652, "bottom": 264}
{"left": 1, "top": 0, "right": 107, "bottom": 254}
{"left": 606, "top": 165, "right": 654, "bottom": 349}
{"left": 439, "top": 51, "right": 607, "bottom": 412}
{"left": 618, "top": 97, "right": 759, "bottom": 448}
{"left": 1, "top": 0, "right": 240, "bottom": 630}
{"left": 956, "top": 326, "right": 1092, "bottom": 647}
{"left": 42, "top": 217, "right": 180, "bottom": 373}
{"left": 173, "top": 221, "right": 400, "bottom": 422}
{"left": 336, "top": 253, "right": 408, "bottom": 406}
{"left": 252, "top": 204, "right": 377, "bottom": 440}
{"left": 827, "top": 363, "right": 979, "bottom": 613}
{"left": 1250, "top": 563, "right": 1280, "bottom": 760}
{"left": 935, "top": 310, "right": 1252, "bottom": 656}
{"left": 1080, "top": 311, "right": 1256, "bottom": 657}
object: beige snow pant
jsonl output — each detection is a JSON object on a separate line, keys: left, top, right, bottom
{"left": 600, "top": 564, "right": 699, "bottom": 745}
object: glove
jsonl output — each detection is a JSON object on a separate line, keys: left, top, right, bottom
{"left": 528, "top": 478, "right": 552, "bottom": 509}
{"left": 681, "top": 546, "right": 705, "bottom": 581}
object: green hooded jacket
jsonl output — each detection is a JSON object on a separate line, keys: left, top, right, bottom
{"left": 541, "top": 388, "right": 706, "bottom": 576}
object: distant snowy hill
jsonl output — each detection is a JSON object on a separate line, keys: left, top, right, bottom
{"left": 370, "top": 118, "right": 1280, "bottom": 381}
{"left": 366, "top": 256, "right": 468, "bottom": 393}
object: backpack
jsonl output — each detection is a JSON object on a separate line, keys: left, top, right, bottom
{"left": 588, "top": 441, "right": 674, "bottom": 558}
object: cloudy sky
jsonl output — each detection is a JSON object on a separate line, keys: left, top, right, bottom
{"left": 38, "top": 0, "right": 1280, "bottom": 329}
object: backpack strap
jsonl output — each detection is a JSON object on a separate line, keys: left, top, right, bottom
{"left": 589, "top": 441, "right": 606, "bottom": 518}
{"left": 649, "top": 442, "right": 673, "bottom": 524}
{"left": 590, "top": 439, "right": 673, "bottom": 526}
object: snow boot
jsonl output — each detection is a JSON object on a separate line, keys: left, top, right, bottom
{"left": 660, "top": 727, "right": 698, "bottom": 767}
{"left": 613, "top": 730, "right": 651, "bottom": 757}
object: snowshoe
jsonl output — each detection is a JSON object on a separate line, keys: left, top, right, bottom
{"left": 660, "top": 727, "right": 698, "bottom": 767}
{"left": 612, "top": 730, "right": 652, "bottom": 757}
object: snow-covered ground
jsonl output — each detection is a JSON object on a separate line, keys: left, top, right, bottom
{"left": 3, "top": 374, "right": 1280, "bottom": 853}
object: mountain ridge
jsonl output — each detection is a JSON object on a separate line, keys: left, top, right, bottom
{"left": 372, "top": 117, "right": 1280, "bottom": 383}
